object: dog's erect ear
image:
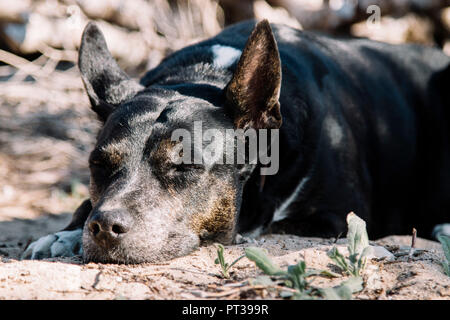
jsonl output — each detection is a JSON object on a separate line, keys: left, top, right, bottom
{"left": 79, "top": 22, "right": 143, "bottom": 121}
{"left": 225, "top": 20, "right": 282, "bottom": 130}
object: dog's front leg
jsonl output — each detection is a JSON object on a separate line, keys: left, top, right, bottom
{"left": 21, "top": 199, "right": 92, "bottom": 260}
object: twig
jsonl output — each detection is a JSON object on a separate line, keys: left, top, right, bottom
{"left": 0, "top": 49, "right": 48, "bottom": 78}
{"left": 334, "top": 232, "right": 343, "bottom": 244}
{"left": 37, "top": 43, "right": 78, "bottom": 63}
{"left": 0, "top": 49, "right": 81, "bottom": 86}
{"left": 408, "top": 228, "right": 417, "bottom": 261}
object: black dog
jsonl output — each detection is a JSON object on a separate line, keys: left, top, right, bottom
{"left": 23, "top": 20, "right": 450, "bottom": 263}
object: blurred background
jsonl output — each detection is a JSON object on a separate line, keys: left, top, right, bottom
{"left": 0, "top": 0, "right": 449, "bottom": 223}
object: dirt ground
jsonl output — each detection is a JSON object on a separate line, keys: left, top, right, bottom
{"left": 0, "top": 3, "right": 449, "bottom": 300}
{"left": 0, "top": 219, "right": 449, "bottom": 300}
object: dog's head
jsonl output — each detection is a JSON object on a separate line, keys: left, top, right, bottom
{"left": 78, "top": 20, "right": 282, "bottom": 263}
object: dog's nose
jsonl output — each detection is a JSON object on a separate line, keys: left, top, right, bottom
{"left": 88, "top": 210, "right": 131, "bottom": 247}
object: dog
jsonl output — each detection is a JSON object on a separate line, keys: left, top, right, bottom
{"left": 22, "top": 20, "right": 450, "bottom": 263}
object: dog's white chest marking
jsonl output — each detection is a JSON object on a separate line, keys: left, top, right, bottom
{"left": 211, "top": 45, "right": 242, "bottom": 69}
{"left": 272, "top": 176, "right": 311, "bottom": 222}
{"left": 324, "top": 115, "right": 344, "bottom": 148}
{"left": 241, "top": 226, "right": 264, "bottom": 239}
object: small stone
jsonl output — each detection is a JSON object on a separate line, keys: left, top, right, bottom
{"left": 367, "top": 246, "right": 395, "bottom": 262}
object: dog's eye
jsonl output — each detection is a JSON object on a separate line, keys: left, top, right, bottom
{"left": 89, "top": 158, "right": 105, "bottom": 169}
{"left": 89, "top": 158, "right": 114, "bottom": 176}
{"left": 89, "top": 151, "right": 120, "bottom": 172}
{"left": 89, "top": 159, "right": 100, "bottom": 166}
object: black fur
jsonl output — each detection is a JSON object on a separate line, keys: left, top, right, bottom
{"left": 65, "top": 20, "right": 450, "bottom": 263}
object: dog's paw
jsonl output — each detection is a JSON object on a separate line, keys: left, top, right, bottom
{"left": 432, "top": 223, "right": 450, "bottom": 240}
{"left": 234, "top": 233, "right": 259, "bottom": 244}
{"left": 21, "top": 229, "right": 83, "bottom": 260}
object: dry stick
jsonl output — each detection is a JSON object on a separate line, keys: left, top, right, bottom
{"left": 0, "top": 48, "right": 47, "bottom": 78}
{"left": 408, "top": 228, "right": 417, "bottom": 261}
{"left": 334, "top": 231, "right": 343, "bottom": 244}
{"left": 6, "top": 53, "right": 50, "bottom": 83}
{"left": 20, "top": 238, "right": 34, "bottom": 257}
{"left": 37, "top": 43, "right": 78, "bottom": 63}
{"left": 0, "top": 64, "right": 15, "bottom": 76}
{"left": 0, "top": 48, "right": 82, "bottom": 87}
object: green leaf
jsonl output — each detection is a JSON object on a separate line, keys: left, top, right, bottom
{"left": 216, "top": 244, "right": 225, "bottom": 265}
{"left": 348, "top": 253, "right": 359, "bottom": 264}
{"left": 340, "top": 276, "right": 364, "bottom": 293}
{"left": 245, "top": 247, "right": 286, "bottom": 276}
{"left": 249, "top": 275, "right": 276, "bottom": 286}
{"left": 320, "top": 287, "right": 345, "bottom": 300}
{"left": 287, "top": 261, "right": 308, "bottom": 290}
{"left": 437, "top": 235, "right": 450, "bottom": 276}
{"left": 333, "top": 285, "right": 353, "bottom": 300}
{"left": 283, "top": 279, "right": 294, "bottom": 288}
{"left": 292, "top": 291, "right": 317, "bottom": 300}
{"left": 320, "top": 276, "right": 363, "bottom": 300}
{"left": 360, "top": 245, "right": 372, "bottom": 258}
{"left": 346, "top": 212, "right": 369, "bottom": 256}
{"left": 228, "top": 254, "right": 246, "bottom": 269}
{"left": 305, "top": 269, "right": 341, "bottom": 278}
{"left": 287, "top": 261, "right": 306, "bottom": 277}
{"left": 215, "top": 243, "right": 230, "bottom": 278}
{"left": 327, "top": 246, "right": 349, "bottom": 272}
{"left": 437, "top": 235, "right": 450, "bottom": 264}
{"left": 279, "top": 291, "right": 294, "bottom": 298}
{"left": 357, "top": 247, "right": 370, "bottom": 272}
{"left": 442, "top": 262, "right": 450, "bottom": 276}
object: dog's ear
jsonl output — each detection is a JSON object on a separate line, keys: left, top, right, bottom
{"left": 225, "top": 19, "right": 282, "bottom": 130}
{"left": 78, "top": 22, "right": 143, "bottom": 122}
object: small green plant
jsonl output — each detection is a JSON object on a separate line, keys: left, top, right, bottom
{"left": 319, "top": 276, "right": 364, "bottom": 300}
{"left": 244, "top": 246, "right": 362, "bottom": 300}
{"left": 437, "top": 234, "right": 450, "bottom": 276}
{"left": 327, "top": 212, "right": 371, "bottom": 277}
{"left": 214, "top": 244, "right": 245, "bottom": 279}
{"left": 216, "top": 212, "right": 371, "bottom": 299}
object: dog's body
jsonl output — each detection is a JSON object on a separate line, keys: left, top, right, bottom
{"left": 23, "top": 20, "right": 450, "bottom": 263}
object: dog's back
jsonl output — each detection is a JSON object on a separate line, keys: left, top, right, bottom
{"left": 142, "top": 21, "right": 450, "bottom": 239}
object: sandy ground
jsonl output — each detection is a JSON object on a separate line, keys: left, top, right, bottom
{"left": 0, "top": 213, "right": 449, "bottom": 300}
{"left": 0, "top": 29, "right": 449, "bottom": 301}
